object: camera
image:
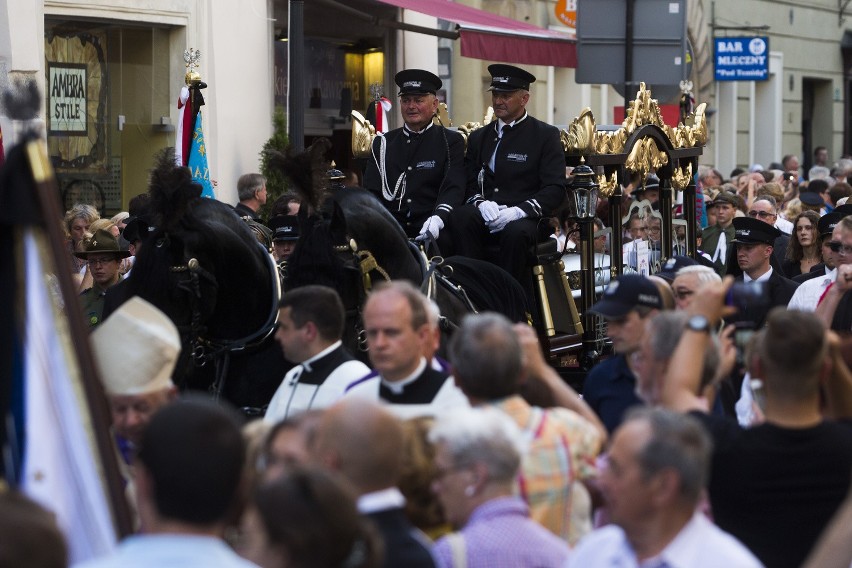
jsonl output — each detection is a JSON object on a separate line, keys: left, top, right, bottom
{"left": 782, "top": 172, "right": 797, "bottom": 182}
{"left": 733, "top": 321, "right": 756, "bottom": 367}
{"left": 725, "top": 281, "right": 768, "bottom": 312}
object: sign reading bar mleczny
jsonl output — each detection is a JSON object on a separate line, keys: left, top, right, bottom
{"left": 714, "top": 37, "right": 769, "bottom": 81}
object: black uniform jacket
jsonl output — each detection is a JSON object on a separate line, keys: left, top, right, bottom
{"left": 463, "top": 113, "right": 566, "bottom": 218}
{"left": 364, "top": 123, "right": 465, "bottom": 235}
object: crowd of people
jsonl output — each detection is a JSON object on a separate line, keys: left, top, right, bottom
{"left": 11, "top": 59, "right": 852, "bottom": 568}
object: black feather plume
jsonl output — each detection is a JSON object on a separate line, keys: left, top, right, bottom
{"left": 147, "top": 148, "right": 202, "bottom": 231}
{"left": 265, "top": 138, "right": 332, "bottom": 212}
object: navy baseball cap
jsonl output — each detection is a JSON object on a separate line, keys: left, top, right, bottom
{"left": 590, "top": 274, "right": 663, "bottom": 319}
{"left": 487, "top": 64, "right": 536, "bottom": 92}
{"left": 395, "top": 69, "right": 441, "bottom": 96}
{"left": 268, "top": 215, "right": 300, "bottom": 242}
{"left": 657, "top": 255, "right": 698, "bottom": 283}
{"left": 799, "top": 191, "right": 824, "bottom": 207}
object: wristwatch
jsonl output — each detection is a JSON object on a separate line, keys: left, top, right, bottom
{"left": 686, "top": 315, "right": 711, "bottom": 333}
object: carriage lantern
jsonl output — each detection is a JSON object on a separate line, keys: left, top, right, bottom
{"left": 567, "top": 159, "right": 601, "bottom": 369}
{"left": 565, "top": 160, "right": 599, "bottom": 220}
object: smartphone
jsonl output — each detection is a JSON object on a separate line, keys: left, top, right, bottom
{"left": 734, "top": 322, "right": 756, "bottom": 367}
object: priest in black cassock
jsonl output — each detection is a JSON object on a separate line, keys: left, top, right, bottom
{"left": 264, "top": 285, "right": 369, "bottom": 422}
{"left": 344, "top": 281, "right": 467, "bottom": 418}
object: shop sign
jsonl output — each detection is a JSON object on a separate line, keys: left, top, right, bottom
{"left": 714, "top": 37, "right": 769, "bottom": 81}
{"left": 48, "top": 63, "right": 87, "bottom": 134}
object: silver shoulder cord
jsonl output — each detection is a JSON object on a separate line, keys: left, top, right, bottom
{"left": 372, "top": 133, "right": 407, "bottom": 210}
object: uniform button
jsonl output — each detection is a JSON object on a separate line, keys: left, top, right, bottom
{"left": 407, "top": 140, "right": 411, "bottom": 144}
{"left": 407, "top": 166, "right": 412, "bottom": 171}
{"left": 407, "top": 198, "right": 412, "bottom": 203}
{"left": 494, "top": 187, "right": 500, "bottom": 192}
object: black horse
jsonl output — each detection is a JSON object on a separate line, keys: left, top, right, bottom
{"left": 106, "top": 150, "right": 289, "bottom": 411}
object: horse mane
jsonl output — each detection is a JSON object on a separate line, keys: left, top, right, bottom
{"left": 126, "top": 153, "right": 272, "bottom": 340}
{"left": 148, "top": 148, "right": 203, "bottom": 231}
{"left": 265, "top": 138, "right": 331, "bottom": 212}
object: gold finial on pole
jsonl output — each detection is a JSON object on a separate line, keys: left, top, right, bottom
{"left": 184, "top": 48, "right": 202, "bottom": 85}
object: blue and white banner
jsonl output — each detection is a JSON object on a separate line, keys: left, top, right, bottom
{"left": 714, "top": 37, "right": 769, "bottom": 81}
{"left": 188, "top": 113, "right": 215, "bottom": 199}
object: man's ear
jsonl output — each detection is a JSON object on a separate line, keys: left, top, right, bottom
{"left": 650, "top": 468, "right": 681, "bottom": 506}
{"left": 303, "top": 320, "right": 319, "bottom": 342}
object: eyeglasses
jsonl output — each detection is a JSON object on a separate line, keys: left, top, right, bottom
{"left": 828, "top": 241, "right": 852, "bottom": 255}
{"left": 87, "top": 258, "right": 117, "bottom": 267}
{"left": 748, "top": 210, "right": 776, "bottom": 219}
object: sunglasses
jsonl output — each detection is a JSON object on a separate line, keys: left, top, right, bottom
{"left": 828, "top": 241, "right": 852, "bottom": 255}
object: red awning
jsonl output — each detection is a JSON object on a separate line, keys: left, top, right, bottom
{"left": 374, "top": 0, "right": 577, "bottom": 68}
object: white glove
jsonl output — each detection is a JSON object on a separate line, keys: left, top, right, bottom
{"left": 419, "top": 215, "right": 444, "bottom": 240}
{"left": 478, "top": 200, "right": 501, "bottom": 223}
{"left": 488, "top": 206, "right": 526, "bottom": 233}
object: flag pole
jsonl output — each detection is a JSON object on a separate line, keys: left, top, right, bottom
{"left": 23, "top": 138, "right": 134, "bottom": 538}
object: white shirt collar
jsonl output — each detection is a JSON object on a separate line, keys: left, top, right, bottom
{"left": 743, "top": 265, "right": 772, "bottom": 283}
{"left": 404, "top": 122, "right": 433, "bottom": 135}
{"left": 381, "top": 357, "right": 427, "bottom": 395}
{"left": 497, "top": 112, "right": 528, "bottom": 133}
{"left": 357, "top": 487, "right": 406, "bottom": 514}
{"left": 638, "top": 513, "right": 713, "bottom": 568}
{"left": 300, "top": 340, "right": 342, "bottom": 373}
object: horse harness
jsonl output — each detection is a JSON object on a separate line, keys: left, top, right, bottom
{"left": 164, "top": 237, "right": 281, "bottom": 400}
{"left": 332, "top": 236, "right": 476, "bottom": 349}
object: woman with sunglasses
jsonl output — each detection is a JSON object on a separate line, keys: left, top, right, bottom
{"left": 782, "top": 210, "right": 822, "bottom": 278}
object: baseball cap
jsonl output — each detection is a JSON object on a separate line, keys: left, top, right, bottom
{"left": 590, "top": 274, "right": 663, "bottom": 319}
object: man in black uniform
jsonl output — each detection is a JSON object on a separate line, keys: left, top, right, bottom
{"left": 728, "top": 216, "right": 798, "bottom": 328}
{"left": 363, "top": 69, "right": 465, "bottom": 247}
{"left": 450, "top": 64, "right": 566, "bottom": 293}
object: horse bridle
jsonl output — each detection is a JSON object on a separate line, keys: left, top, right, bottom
{"left": 331, "top": 237, "right": 393, "bottom": 351}
{"left": 166, "top": 238, "right": 281, "bottom": 400}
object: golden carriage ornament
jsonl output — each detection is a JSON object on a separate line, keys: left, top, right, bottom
{"left": 352, "top": 83, "right": 708, "bottom": 375}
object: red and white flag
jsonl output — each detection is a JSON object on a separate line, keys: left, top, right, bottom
{"left": 175, "top": 86, "right": 193, "bottom": 166}
{"left": 374, "top": 97, "right": 392, "bottom": 134}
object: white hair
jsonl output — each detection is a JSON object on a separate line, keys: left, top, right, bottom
{"left": 429, "top": 407, "right": 527, "bottom": 483}
{"left": 675, "top": 265, "right": 721, "bottom": 284}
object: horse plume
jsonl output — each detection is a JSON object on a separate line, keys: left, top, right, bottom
{"left": 265, "top": 138, "right": 331, "bottom": 212}
{"left": 148, "top": 148, "right": 203, "bottom": 231}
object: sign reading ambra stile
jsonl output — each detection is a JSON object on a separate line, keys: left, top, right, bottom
{"left": 48, "top": 63, "right": 87, "bottom": 134}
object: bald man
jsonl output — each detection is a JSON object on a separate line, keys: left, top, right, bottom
{"left": 311, "top": 398, "right": 435, "bottom": 568}
{"left": 344, "top": 281, "right": 467, "bottom": 418}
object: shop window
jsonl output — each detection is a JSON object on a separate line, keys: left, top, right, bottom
{"left": 45, "top": 21, "right": 172, "bottom": 216}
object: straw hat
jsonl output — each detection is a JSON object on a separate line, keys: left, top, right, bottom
{"left": 91, "top": 297, "right": 181, "bottom": 395}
